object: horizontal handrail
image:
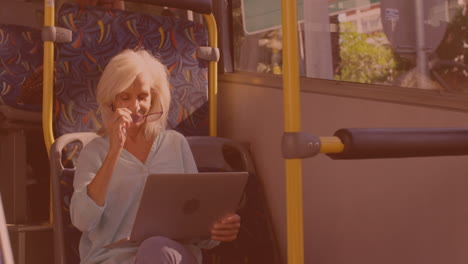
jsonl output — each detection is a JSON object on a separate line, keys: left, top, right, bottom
{"left": 327, "top": 128, "right": 468, "bottom": 159}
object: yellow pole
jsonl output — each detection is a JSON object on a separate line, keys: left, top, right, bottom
{"left": 43, "top": 0, "right": 55, "bottom": 224}
{"left": 43, "top": 0, "right": 55, "bottom": 155}
{"left": 203, "top": 14, "right": 218, "bottom": 137}
{"left": 281, "top": 0, "right": 304, "bottom": 263}
{"left": 320, "top": 137, "right": 345, "bottom": 154}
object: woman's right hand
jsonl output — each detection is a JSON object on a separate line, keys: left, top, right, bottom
{"left": 107, "top": 107, "right": 132, "bottom": 151}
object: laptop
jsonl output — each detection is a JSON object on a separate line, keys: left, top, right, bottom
{"left": 0, "top": 194, "right": 14, "bottom": 264}
{"left": 104, "top": 172, "right": 248, "bottom": 248}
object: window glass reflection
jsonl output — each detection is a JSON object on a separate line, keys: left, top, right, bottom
{"left": 233, "top": 0, "right": 468, "bottom": 93}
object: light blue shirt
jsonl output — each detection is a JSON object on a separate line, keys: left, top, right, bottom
{"left": 70, "top": 130, "right": 218, "bottom": 264}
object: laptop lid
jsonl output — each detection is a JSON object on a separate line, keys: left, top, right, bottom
{"left": 0, "top": 195, "right": 14, "bottom": 264}
{"left": 130, "top": 172, "right": 248, "bottom": 243}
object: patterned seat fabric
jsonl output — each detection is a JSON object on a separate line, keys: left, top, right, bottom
{"left": 54, "top": 3, "right": 209, "bottom": 139}
{"left": 0, "top": 24, "right": 43, "bottom": 111}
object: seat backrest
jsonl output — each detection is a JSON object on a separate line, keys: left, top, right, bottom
{"left": 54, "top": 3, "right": 210, "bottom": 139}
{"left": 187, "top": 137, "right": 281, "bottom": 264}
{"left": 0, "top": 24, "right": 43, "bottom": 112}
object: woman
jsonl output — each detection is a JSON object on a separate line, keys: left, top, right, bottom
{"left": 70, "top": 49, "right": 241, "bottom": 264}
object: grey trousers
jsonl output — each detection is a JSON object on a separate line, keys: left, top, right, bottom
{"left": 134, "top": 237, "right": 198, "bottom": 264}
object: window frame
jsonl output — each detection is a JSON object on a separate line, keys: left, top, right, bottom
{"left": 220, "top": 71, "right": 468, "bottom": 113}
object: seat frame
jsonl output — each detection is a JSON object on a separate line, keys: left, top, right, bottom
{"left": 50, "top": 132, "right": 99, "bottom": 264}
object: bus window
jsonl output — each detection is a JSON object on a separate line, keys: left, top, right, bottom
{"left": 232, "top": 0, "right": 468, "bottom": 93}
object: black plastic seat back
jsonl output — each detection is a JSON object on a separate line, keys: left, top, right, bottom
{"left": 187, "top": 137, "right": 281, "bottom": 264}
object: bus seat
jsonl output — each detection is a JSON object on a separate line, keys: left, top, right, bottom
{"left": 0, "top": 24, "right": 44, "bottom": 226}
{"left": 0, "top": 24, "right": 43, "bottom": 115}
{"left": 51, "top": 3, "right": 279, "bottom": 264}
{"left": 50, "top": 4, "right": 211, "bottom": 264}
{"left": 50, "top": 133, "right": 281, "bottom": 264}
{"left": 54, "top": 3, "right": 210, "bottom": 139}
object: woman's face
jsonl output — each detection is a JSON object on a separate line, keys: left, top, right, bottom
{"left": 113, "top": 74, "right": 153, "bottom": 127}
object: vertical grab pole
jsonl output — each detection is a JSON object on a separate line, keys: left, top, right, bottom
{"left": 203, "top": 14, "right": 218, "bottom": 137}
{"left": 281, "top": 0, "right": 304, "bottom": 263}
{"left": 43, "top": 0, "right": 55, "bottom": 223}
{"left": 43, "top": 0, "right": 55, "bottom": 155}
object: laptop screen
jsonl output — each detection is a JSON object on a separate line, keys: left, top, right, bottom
{"left": 0, "top": 195, "right": 14, "bottom": 264}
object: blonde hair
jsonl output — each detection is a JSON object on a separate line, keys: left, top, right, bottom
{"left": 96, "top": 49, "right": 170, "bottom": 140}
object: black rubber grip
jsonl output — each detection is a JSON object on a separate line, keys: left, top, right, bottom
{"left": 327, "top": 128, "right": 468, "bottom": 159}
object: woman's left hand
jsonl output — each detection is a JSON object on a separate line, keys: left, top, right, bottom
{"left": 211, "top": 214, "right": 241, "bottom": 242}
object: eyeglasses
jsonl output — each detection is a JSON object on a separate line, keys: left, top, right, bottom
{"left": 111, "top": 104, "right": 163, "bottom": 123}
{"left": 130, "top": 111, "right": 163, "bottom": 123}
